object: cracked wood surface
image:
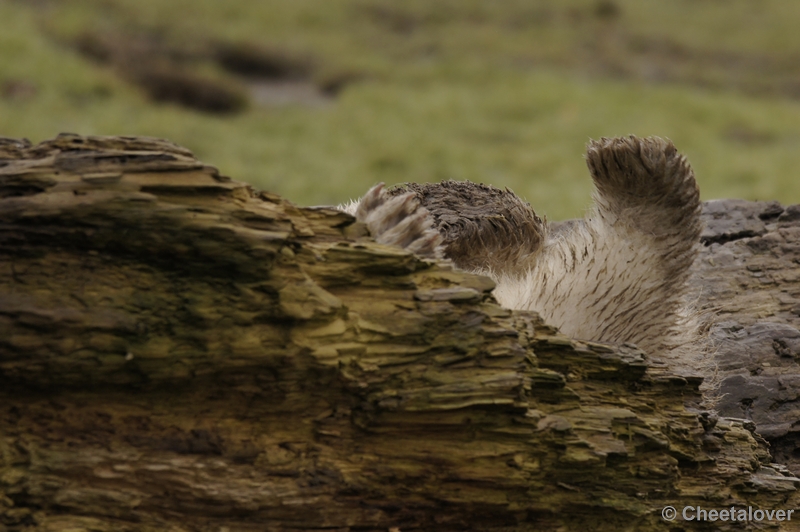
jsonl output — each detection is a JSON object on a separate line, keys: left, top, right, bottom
{"left": 1, "top": 134, "right": 799, "bottom": 531}
{"left": 694, "top": 199, "right": 800, "bottom": 474}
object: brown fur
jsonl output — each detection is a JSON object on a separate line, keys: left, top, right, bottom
{"left": 387, "top": 181, "right": 545, "bottom": 273}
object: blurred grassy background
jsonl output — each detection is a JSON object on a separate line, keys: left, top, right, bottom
{"left": 2, "top": 0, "right": 800, "bottom": 219}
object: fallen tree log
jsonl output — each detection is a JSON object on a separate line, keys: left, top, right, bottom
{"left": 1, "top": 134, "right": 799, "bottom": 531}
{"left": 692, "top": 199, "right": 800, "bottom": 475}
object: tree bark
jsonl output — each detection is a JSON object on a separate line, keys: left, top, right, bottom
{"left": 1, "top": 134, "right": 799, "bottom": 531}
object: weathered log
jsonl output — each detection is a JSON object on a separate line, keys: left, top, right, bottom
{"left": 1, "top": 134, "right": 799, "bottom": 531}
{"left": 693, "top": 199, "right": 800, "bottom": 474}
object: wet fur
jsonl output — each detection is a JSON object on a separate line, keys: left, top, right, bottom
{"left": 342, "top": 136, "right": 704, "bottom": 366}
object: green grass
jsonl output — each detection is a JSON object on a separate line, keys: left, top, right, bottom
{"left": 2, "top": 0, "right": 800, "bottom": 219}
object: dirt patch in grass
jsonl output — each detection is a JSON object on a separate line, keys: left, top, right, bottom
{"left": 68, "top": 29, "right": 361, "bottom": 113}
{"left": 213, "top": 40, "right": 351, "bottom": 103}
{"left": 73, "top": 30, "right": 248, "bottom": 114}
{"left": 213, "top": 41, "right": 312, "bottom": 80}
{"left": 133, "top": 66, "right": 249, "bottom": 114}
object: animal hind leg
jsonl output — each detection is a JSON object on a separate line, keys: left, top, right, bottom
{"left": 569, "top": 135, "right": 702, "bottom": 354}
{"left": 585, "top": 136, "right": 701, "bottom": 248}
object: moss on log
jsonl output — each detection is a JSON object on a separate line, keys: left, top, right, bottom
{"left": 1, "top": 134, "right": 799, "bottom": 531}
